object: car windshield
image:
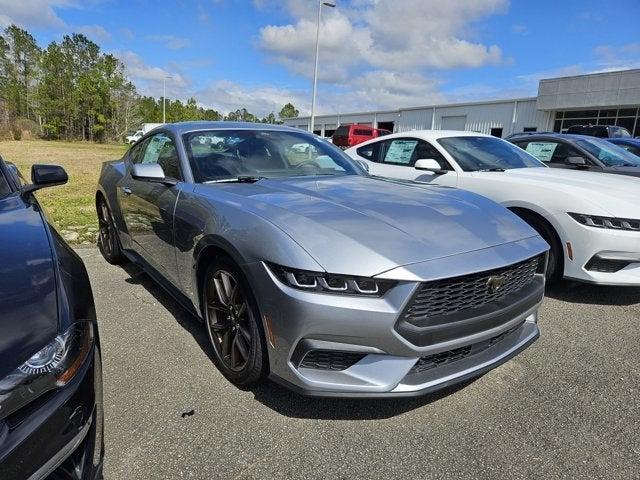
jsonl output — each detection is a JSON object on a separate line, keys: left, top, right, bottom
{"left": 183, "top": 129, "right": 362, "bottom": 182}
{"left": 574, "top": 138, "right": 640, "bottom": 167}
{"left": 437, "top": 136, "right": 545, "bottom": 171}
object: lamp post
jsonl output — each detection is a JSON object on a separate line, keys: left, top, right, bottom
{"left": 162, "top": 75, "right": 172, "bottom": 124}
{"left": 309, "top": 1, "right": 335, "bottom": 134}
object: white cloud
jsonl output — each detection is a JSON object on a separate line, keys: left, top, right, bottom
{"left": 117, "top": 51, "right": 190, "bottom": 98}
{"left": 146, "top": 35, "right": 191, "bottom": 50}
{"left": 77, "top": 24, "right": 111, "bottom": 41}
{"left": 260, "top": 0, "right": 507, "bottom": 75}
{"left": 0, "top": 0, "right": 71, "bottom": 29}
{"left": 511, "top": 24, "right": 529, "bottom": 35}
{"left": 197, "top": 4, "right": 210, "bottom": 24}
{"left": 593, "top": 43, "right": 640, "bottom": 70}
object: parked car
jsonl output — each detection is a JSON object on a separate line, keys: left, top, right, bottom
{"left": 607, "top": 137, "right": 640, "bottom": 157}
{"left": 508, "top": 132, "right": 640, "bottom": 178}
{"left": 332, "top": 124, "right": 391, "bottom": 148}
{"left": 126, "top": 123, "right": 165, "bottom": 145}
{"left": 565, "top": 124, "right": 631, "bottom": 138}
{"left": 126, "top": 129, "right": 144, "bottom": 144}
{"left": 346, "top": 130, "right": 640, "bottom": 286}
{"left": 0, "top": 158, "right": 103, "bottom": 479}
{"left": 96, "top": 122, "right": 548, "bottom": 397}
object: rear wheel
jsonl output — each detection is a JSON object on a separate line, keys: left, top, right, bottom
{"left": 97, "top": 198, "right": 125, "bottom": 265}
{"left": 203, "top": 259, "right": 267, "bottom": 386}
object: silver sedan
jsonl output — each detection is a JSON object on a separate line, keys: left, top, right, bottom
{"left": 96, "top": 122, "right": 548, "bottom": 397}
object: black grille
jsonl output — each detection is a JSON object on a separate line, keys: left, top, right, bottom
{"left": 409, "top": 322, "right": 524, "bottom": 374}
{"left": 585, "top": 257, "right": 629, "bottom": 273}
{"left": 299, "top": 350, "right": 366, "bottom": 371}
{"left": 403, "top": 256, "right": 541, "bottom": 322}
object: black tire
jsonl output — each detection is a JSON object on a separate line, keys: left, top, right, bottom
{"left": 96, "top": 197, "right": 126, "bottom": 265}
{"left": 516, "top": 211, "right": 563, "bottom": 283}
{"left": 202, "top": 258, "right": 267, "bottom": 387}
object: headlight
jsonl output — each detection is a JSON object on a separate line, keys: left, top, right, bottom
{"left": 0, "top": 322, "right": 94, "bottom": 420}
{"left": 268, "top": 264, "right": 396, "bottom": 296}
{"left": 568, "top": 213, "right": 640, "bottom": 231}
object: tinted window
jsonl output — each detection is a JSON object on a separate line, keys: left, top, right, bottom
{"left": 437, "top": 136, "right": 544, "bottom": 171}
{"left": 611, "top": 126, "right": 631, "bottom": 138}
{"left": 0, "top": 170, "right": 11, "bottom": 198}
{"left": 136, "top": 133, "right": 182, "bottom": 180}
{"left": 183, "top": 129, "right": 360, "bottom": 183}
{"left": 354, "top": 129, "right": 373, "bottom": 136}
{"left": 356, "top": 143, "right": 379, "bottom": 160}
{"left": 575, "top": 138, "right": 640, "bottom": 167}
{"left": 333, "top": 126, "right": 350, "bottom": 137}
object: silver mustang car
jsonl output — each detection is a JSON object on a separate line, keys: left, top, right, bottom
{"left": 96, "top": 122, "right": 548, "bottom": 397}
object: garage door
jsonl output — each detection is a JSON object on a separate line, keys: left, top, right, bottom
{"left": 441, "top": 115, "right": 467, "bottom": 131}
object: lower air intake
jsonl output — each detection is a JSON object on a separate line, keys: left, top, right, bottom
{"left": 299, "top": 350, "right": 366, "bottom": 371}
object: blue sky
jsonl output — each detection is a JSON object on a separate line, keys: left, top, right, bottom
{"left": 1, "top": 0, "right": 639, "bottom": 116}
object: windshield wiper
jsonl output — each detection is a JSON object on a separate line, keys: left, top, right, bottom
{"left": 477, "top": 168, "right": 506, "bottom": 172}
{"left": 205, "top": 176, "right": 266, "bottom": 184}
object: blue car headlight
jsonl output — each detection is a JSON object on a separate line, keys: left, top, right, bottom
{"left": 0, "top": 322, "right": 94, "bottom": 420}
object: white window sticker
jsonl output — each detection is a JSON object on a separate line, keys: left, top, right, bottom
{"left": 384, "top": 140, "right": 418, "bottom": 164}
{"left": 525, "top": 142, "right": 557, "bottom": 163}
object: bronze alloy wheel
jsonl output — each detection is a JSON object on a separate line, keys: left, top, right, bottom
{"left": 205, "top": 269, "right": 254, "bottom": 372}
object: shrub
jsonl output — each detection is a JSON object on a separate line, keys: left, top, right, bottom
{"left": 14, "top": 118, "right": 40, "bottom": 138}
{"left": 11, "top": 124, "right": 22, "bottom": 141}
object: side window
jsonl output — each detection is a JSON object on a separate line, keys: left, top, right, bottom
{"left": 0, "top": 169, "right": 11, "bottom": 198}
{"left": 380, "top": 139, "right": 419, "bottom": 166}
{"left": 356, "top": 142, "right": 380, "bottom": 161}
{"left": 136, "top": 133, "right": 182, "bottom": 180}
{"left": 525, "top": 141, "right": 584, "bottom": 165}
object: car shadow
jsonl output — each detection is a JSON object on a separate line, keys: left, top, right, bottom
{"left": 118, "top": 262, "right": 472, "bottom": 420}
{"left": 545, "top": 281, "right": 640, "bottom": 306}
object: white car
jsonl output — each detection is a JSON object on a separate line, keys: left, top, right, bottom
{"left": 346, "top": 130, "right": 640, "bottom": 286}
{"left": 126, "top": 130, "right": 143, "bottom": 144}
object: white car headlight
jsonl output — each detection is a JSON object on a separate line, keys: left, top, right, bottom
{"left": 268, "top": 264, "right": 396, "bottom": 296}
{"left": 0, "top": 322, "right": 94, "bottom": 420}
{"left": 568, "top": 213, "right": 640, "bottom": 231}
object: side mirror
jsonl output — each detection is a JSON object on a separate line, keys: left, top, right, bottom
{"left": 355, "top": 159, "right": 369, "bottom": 172}
{"left": 567, "top": 156, "right": 587, "bottom": 167}
{"left": 414, "top": 158, "right": 447, "bottom": 174}
{"left": 21, "top": 164, "right": 68, "bottom": 195}
{"left": 131, "top": 163, "right": 176, "bottom": 186}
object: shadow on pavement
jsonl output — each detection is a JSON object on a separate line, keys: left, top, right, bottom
{"left": 546, "top": 281, "right": 640, "bottom": 306}
{"left": 117, "top": 262, "right": 471, "bottom": 420}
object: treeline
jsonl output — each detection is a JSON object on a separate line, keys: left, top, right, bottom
{"left": 0, "top": 24, "right": 300, "bottom": 143}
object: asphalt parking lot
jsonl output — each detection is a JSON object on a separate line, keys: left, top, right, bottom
{"left": 77, "top": 248, "right": 640, "bottom": 479}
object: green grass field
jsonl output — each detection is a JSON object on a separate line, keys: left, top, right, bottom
{"left": 0, "top": 139, "right": 128, "bottom": 244}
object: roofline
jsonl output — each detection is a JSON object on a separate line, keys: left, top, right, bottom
{"left": 539, "top": 68, "right": 640, "bottom": 82}
{"left": 287, "top": 96, "right": 537, "bottom": 122}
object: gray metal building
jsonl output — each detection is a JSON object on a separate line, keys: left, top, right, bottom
{"left": 284, "top": 69, "right": 640, "bottom": 138}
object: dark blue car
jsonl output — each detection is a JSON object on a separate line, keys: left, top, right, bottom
{"left": 607, "top": 137, "right": 640, "bottom": 158}
{"left": 0, "top": 158, "right": 104, "bottom": 479}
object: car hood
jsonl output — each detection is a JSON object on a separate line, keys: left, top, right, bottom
{"left": 0, "top": 194, "right": 58, "bottom": 378}
{"left": 200, "top": 175, "right": 539, "bottom": 277}
{"left": 473, "top": 167, "right": 640, "bottom": 217}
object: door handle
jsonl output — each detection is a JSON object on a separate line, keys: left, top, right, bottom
{"left": 121, "top": 186, "right": 132, "bottom": 196}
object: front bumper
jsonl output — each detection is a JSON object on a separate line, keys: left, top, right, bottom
{"left": 562, "top": 218, "right": 640, "bottom": 285}
{"left": 0, "top": 347, "right": 104, "bottom": 480}
{"left": 246, "top": 250, "right": 545, "bottom": 397}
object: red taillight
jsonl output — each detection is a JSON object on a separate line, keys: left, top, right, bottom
{"left": 348, "top": 137, "right": 354, "bottom": 146}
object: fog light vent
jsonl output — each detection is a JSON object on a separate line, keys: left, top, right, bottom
{"left": 299, "top": 350, "right": 366, "bottom": 371}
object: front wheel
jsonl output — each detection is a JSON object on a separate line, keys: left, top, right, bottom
{"left": 203, "top": 259, "right": 267, "bottom": 386}
{"left": 517, "top": 212, "right": 563, "bottom": 283}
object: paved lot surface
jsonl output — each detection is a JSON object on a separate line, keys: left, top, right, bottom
{"left": 77, "top": 248, "right": 640, "bottom": 479}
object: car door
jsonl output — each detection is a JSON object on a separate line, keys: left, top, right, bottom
{"left": 355, "top": 137, "right": 458, "bottom": 186}
{"left": 117, "top": 131, "right": 184, "bottom": 281}
{"left": 514, "top": 139, "right": 603, "bottom": 172}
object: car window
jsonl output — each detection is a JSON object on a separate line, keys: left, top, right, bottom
{"left": 611, "top": 126, "right": 631, "bottom": 138}
{"left": 437, "top": 136, "right": 544, "bottom": 171}
{"left": 356, "top": 143, "right": 379, "bottom": 161}
{"left": 333, "top": 125, "right": 350, "bottom": 137}
{"left": 575, "top": 138, "right": 640, "bottom": 167}
{"left": 354, "top": 129, "right": 373, "bottom": 136}
{"left": 183, "top": 129, "right": 360, "bottom": 183}
{"left": 136, "top": 133, "right": 182, "bottom": 180}
{"left": 617, "top": 144, "right": 640, "bottom": 157}
{"left": 0, "top": 169, "right": 11, "bottom": 198}
{"left": 380, "top": 139, "right": 419, "bottom": 165}
{"left": 524, "top": 141, "right": 584, "bottom": 165}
